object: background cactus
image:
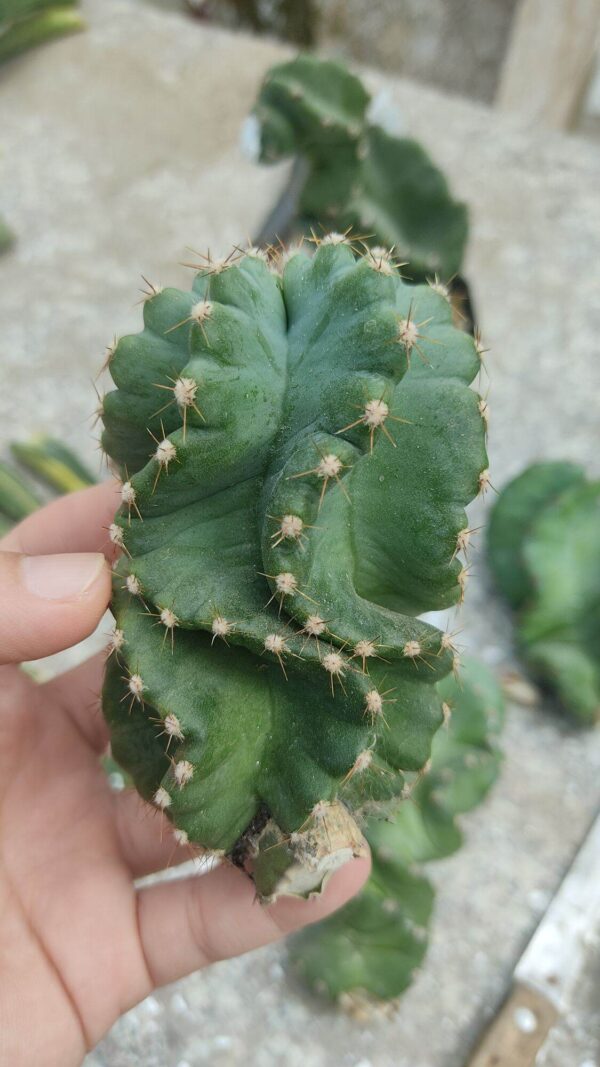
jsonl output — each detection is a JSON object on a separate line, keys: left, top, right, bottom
{"left": 488, "top": 462, "right": 600, "bottom": 724}
{"left": 98, "top": 238, "right": 487, "bottom": 899}
{"left": 245, "top": 55, "right": 468, "bottom": 284}
{"left": 289, "top": 656, "right": 505, "bottom": 1006}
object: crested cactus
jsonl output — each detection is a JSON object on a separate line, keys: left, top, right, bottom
{"left": 489, "top": 462, "right": 600, "bottom": 724}
{"left": 244, "top": 55, "right": 468, "bottom": 283}
{"left": 289, "top": 657, "right": 505, "bottom": 1006}
{"left": 99, "top": 238, "right": 488, "bottom": 899}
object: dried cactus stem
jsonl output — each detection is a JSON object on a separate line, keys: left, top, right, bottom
{"left": 249, "top": 802, "right": 367, "bottom": 903}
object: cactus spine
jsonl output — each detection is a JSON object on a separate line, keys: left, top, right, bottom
{"left": 100, "top": 239, "right": 488, "bottom": 899}
{"left": 488, "top": 462, "right": 600, "bottom": 724}
{"left": 246, "top": 55, "right": 468, "bottom": 283}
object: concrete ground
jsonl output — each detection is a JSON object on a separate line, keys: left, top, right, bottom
{"left": 0, "top": 2, "right": 599, "bottom": 1064}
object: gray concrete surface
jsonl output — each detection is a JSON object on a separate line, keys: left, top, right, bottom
{"left": 0, "top": 2, "right": 599, "bottom": 1064}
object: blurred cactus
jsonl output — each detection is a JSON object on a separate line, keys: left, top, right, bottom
{"left": 489, "top": 462, "right": 600, "bottom": 724}
{"left": 246, "top": 54, "right": 468, "bottom": 283}
{"left": 290, "top": 657, "right": 505, "bottom": 1005}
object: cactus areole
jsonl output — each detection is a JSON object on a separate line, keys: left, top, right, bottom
{"left": 100, "top": 240, "right": 488, "bottom": 900}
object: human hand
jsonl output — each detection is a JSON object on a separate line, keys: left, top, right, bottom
{"left": 0, "top": 482, "right": 369, "bottom": 1067}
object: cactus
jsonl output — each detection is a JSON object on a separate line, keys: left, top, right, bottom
{"left": 0, "top": 1, "right": 84, "bottom": 65}
{"left": 489, "top": 462, "right": 600, "bottom": 724}
{"left": 289, "top": 656, "right": 505, "bottom": 1005}
{"left": 245, "top": 55, "right": 468, "bottom": 283}
{"left": 99, "top": 238, "right": 488, "bottom": 899}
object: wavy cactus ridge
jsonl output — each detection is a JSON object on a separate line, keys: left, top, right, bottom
{"left": 248, "top": 54, "right": 468, "bottom": 281}
{"left": 100, "top": 240, "right": 487, "bottom": 895}
{"left": 289, "top": 656, "right": 505, "bottom": 1004}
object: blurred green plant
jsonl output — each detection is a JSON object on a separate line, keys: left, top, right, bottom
{"left": 0, "top": 212, "right": 14, "bottom": 251}
{"left": 0, "top": 0, "right": 85, "bottom": 249}
{"left": 246, "top": 54, "right": 468, "bottom": 284}
{"left": 0, "top": 435, "right": 96, "bottom": 532}
{"left": 289, "top": 656, "right": 505, "bottom": 1007}
{"left": 488, "top": 462, "right": 600, "bottom": 725}
{"left": 0, "top": 0, "right": 84, "bottom": 65}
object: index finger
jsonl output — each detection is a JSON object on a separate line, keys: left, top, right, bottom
{"left": 0, "top": 480, "right": 122, "bottom": 558}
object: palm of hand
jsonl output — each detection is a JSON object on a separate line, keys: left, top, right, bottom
{"left": 0, "top": 484, "right": 368, "bottom": 1067}
{"left": 0, "top": 661, "right": 151, "bottom": 1065}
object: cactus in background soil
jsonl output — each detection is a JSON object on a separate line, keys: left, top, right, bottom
{"left": 244, "top": 55, "right": 468, "bottom": 283}
{"left": 0, "top": 0, "right": 84, "bottom": 65}
{"left": 99, "top": 238, "right": 488, "bottom": 899}
{"left": 289, "top": 656, "right": 505, "bottom": 1006}
{"left": 488, "top": 462, "right": 600, "bottom": 724}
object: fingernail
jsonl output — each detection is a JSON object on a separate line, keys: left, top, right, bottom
{"left": 22, "top": 553, "right": 106, "bottom": 601}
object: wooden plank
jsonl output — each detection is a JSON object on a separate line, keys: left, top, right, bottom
{"left": 468, "top": 985, "right": 558, "bottom": 1067}
{"left": 495, "top": 0, "right": 600, "bottom": 128}
{"left": 467, "top": 812, "right": 600, "bottom": 1065}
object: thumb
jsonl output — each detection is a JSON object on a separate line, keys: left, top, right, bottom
{"left": 0, "top": 550, "right": 111, "bottom": 665}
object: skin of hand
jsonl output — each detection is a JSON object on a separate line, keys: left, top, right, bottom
{"left": 0, "top": 482, "right": 370, "bottom": 1067}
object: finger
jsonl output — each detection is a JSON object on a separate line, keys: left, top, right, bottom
{"left": 0, "top": 481, "right": 121, "bottom": 559}
{"left": 135, "top": 854, "right": 371, "bottom": 991}
{"left": 0, "top": 550, "right": 111, "bottom": 664}
{"left": 113, "top": 790, "right": 194, "bottom": 878}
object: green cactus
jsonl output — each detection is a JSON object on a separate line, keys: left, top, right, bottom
{"left": 245, "top": 55, "right": 468, "bottom": 283}
{"left": 99, "top": 239, "right": 488, "bottom": 899}
{"left": 0, "top": 1, "right": 84, "bottom": 65}
{"left": 489, "top": 462, "right": 600, "bottom": 724}
{"left": 289, "top": 656, "right": 505, "bottom": 1005}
